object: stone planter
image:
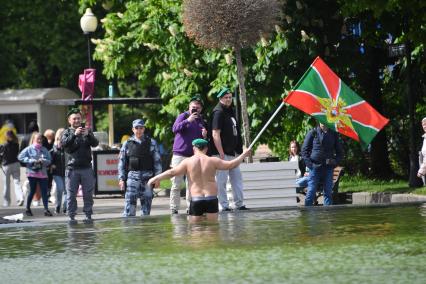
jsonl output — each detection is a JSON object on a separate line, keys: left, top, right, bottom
{"left": 227, "top": 161, "right": 299, "bottom": 208}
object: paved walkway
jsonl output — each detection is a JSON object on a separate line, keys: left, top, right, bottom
{"left": 0, "top": 196, "right": 179, "bottom": 224}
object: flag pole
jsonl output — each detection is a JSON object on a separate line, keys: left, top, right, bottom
{"left": 248, "top": 101, "right": 285, "bottom": 150}
{"left": 248, "top": 59, "right": 319, "bottom": 150}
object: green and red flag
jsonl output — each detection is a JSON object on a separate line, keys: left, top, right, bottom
{"left": 284, "top": 56, "right": 389, "bottom": 147}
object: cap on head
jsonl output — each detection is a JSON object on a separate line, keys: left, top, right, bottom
{"left": 217, "top": 87, "right": 231, "bottom": 98}
{"left": 67, "top": 108, "right": 81, "bottom": 117}
{"left": 190, "top": 94, "right": 203, "bottom": 106}
{"left": 132, "top": 119, "right": 145, "bottom": 128}
{"left": 192, "top": 138, "right": 208, "bottom": 149}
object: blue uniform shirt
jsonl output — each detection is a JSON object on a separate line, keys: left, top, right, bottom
{"left": 118, "top": 135, "right": 162, "bottom": 181}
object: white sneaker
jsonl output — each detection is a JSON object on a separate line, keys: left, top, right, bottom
{"left": 17, "top": 200, "right": 24, "bottom": 206}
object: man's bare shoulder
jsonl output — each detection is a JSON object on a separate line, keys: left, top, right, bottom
{"left": 206, "top": 156, "right": 223, "bottom": 166}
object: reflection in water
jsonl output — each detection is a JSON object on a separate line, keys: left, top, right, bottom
{"left": 421, "top": 203, "right": 426, "bottom": 217}
{"left": 66, "top": 222, "right": 98, "bottom": 255}
{"left": 171, "top": 214, "right": 221, "bottom": 248}
{"left": 0, "top": 205, "right": 425, "bottom": 283}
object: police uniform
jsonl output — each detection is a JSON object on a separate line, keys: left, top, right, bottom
{"left": 118, "top": 120, "right": 162, "bottom": 216}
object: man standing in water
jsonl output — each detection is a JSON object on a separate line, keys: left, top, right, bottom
{"left": 148, "top": 139, "right": 250, "bottom": 221}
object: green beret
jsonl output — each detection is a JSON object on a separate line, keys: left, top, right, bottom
{"left": 67, "top": 108, "right": 81, "bottom": 117}
{"left": 192, "top": 138, "right": 208, "bottom": 148}
{"left": 217, "top": 87, "right": 231, "bottom": 98}
{"left": 190, "top": 95, "right": 203, "bottom": 106}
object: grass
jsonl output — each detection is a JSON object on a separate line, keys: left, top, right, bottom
{"left": 339, "top": 175, "right": 426, "bottom": 195}
{"left": 158, "top": 173, "right": 426, "bottom": 195}
{"left": 160, "top": 179, "right": 172, "bottom": 189}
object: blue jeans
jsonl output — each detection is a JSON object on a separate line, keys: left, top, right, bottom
{"left": 27, "top": 177, "right": 49, "bottom": 210}
{"left": 53, "top": 175, "right": 66, "bottom": 211}
{"left": 305, "top": 165, "right": 334, "bottom": 206}
{"left": 296, "top": 176, "right": 310, "bottom": 188}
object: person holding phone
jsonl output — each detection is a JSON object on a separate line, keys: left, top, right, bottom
{"left": 61, "top": 108, "right": 99, "bottom": 222}
{"left": 169, "top": 95, "right": 208, "bottom": 214}
{"left": 18, "top": 133, "right": 52, "bottom": 216}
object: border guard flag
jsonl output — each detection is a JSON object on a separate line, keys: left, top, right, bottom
{"left": 284, "top": 56, "right": 389, "bottom": 148}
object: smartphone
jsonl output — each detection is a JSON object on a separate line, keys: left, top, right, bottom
{"left": 81, "top": 122, "right": 86, "bottom": 128}
{"left": 191, "top": 108, "right": 198, "bottom": 114}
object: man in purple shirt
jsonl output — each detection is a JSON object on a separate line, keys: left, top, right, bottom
{"left": 170, "top": 95, "right": 207, "bottom": 214}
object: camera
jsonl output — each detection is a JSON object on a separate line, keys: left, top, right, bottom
{"left": 31, "top": 160, "right": 42, "bottom": 171}
{"left": 81, "top": 122, "right": 86, "bottom": 128}
{"left": 191, "top": 108, "right": 198, "bottom": 114}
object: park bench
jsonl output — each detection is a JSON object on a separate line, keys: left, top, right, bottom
{"left": 227, "top": 161, "right": 299, "bottom": 208}
{"left": 296, "top": 166, "right": 345, "bottom": 205}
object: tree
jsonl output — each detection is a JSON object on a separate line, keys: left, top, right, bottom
{"left": 182, "top": 0, "right": 281, "bottom": 154}
{"left": 338, "top": 0, "right": 426, "bottom": 182}
{"left": 80, "top": 0, "right": 424, "bottom": 180}
{"left": 0, "top": 0, "right": 104, "bottom": 92}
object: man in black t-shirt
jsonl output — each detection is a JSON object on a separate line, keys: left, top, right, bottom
{"left": 209, "top": 87, "right": 248, "bottom": 211}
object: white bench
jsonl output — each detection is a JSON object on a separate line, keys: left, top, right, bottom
{"left": 227, "top": 161, "right": 299, "bottom": 208}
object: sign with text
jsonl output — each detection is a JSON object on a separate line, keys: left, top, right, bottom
{"left": 93, "top": 150, "right": 121, "bottom": 195}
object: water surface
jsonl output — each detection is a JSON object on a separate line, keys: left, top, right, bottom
{"left": 1, "top": 204, "right": 425, "bottom": 283}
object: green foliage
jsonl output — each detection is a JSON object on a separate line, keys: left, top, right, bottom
{"left": 87, "top": 0, "right": 241, "bottom": 146}
{"left": 81, "top": 0, "right": 425, "bottom": 180}
{"left": 0, "top": 0, "right": 105, "bottom": 92}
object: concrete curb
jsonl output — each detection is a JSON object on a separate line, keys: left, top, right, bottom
{"left": 352, "top": 192, "right": 426, "bottom": 205}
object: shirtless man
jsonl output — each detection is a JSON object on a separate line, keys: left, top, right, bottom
{"left": 147, "top": 138, "right": 251, "bottom": 221}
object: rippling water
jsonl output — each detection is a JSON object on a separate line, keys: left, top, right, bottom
{"left": 1, "top": 204, "right": 426, "bottom": 283}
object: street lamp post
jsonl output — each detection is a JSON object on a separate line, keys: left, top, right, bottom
{"left": 79, "top": 8, "right": 98, "bottom": 130}
{"left": 80, "top": 8, "right": 98, "bottom": 68}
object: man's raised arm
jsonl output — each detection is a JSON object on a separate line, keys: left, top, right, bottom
{"left": 147, "top": 159, "right": 188, "bottom": 187}
{"left": 215, "top": 149, "right": 251, "bottom": 171}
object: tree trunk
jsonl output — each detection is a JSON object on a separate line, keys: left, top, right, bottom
{"left": 406, "top": 42, "right": 422, "bottom": 187}
{"left": 234, "top": 45, "right": 252, "bottom": 162}
{"left": 365, "top": 48, "right": 393, "bottom": 179}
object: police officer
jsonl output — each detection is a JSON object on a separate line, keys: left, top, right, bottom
{"left": 118, "top": 119, "right": 162, "bottom": 216}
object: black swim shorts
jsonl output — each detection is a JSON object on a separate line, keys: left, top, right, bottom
{"left": 189, "top": 196, "right": 219, "bottom": 216}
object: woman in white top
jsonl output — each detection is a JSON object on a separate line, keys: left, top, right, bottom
{"left": 417, "top": 117, "right": 426, "bottom": 180}
{"left": 289, "top": 140, "right": 310, "bottom": 189}
{"left": 289, "top": 140, "right": 302, "bottom": 177}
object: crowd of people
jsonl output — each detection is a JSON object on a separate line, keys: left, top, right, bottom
{"left": 120, "top": 88, "right": 250, "bottom": 220}
{"left": 0, "top": 109, "right": 99, "bottom": 222}
{"left": 7, "top": 87, "right": 426, "bottom": 223}
{"left": 0, "top": 122, "right": 53, "bottom": 212}
{"left": 0, "top": 88, "right": 251, "bottom": 222}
